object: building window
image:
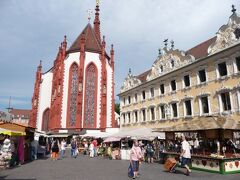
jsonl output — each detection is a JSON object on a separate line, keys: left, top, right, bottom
{"left": 221, "top": 92, "right": 231, "bottom": 111}
{"left": 123, "top": 98, "right": 126, "bottom": 105}
{"left": 236, "top": 56, "right": 240, "bottom": 72}
{"left": 160, "top": 65, "right": 163, "bottom": 73}
{"left": 142, "top": 91, "right": 146, "bottom": 100}
{"left": 160, "top": 105, "right": 165, "bottom": 119}
{"left": 172, "top": 103, "right": 178, "bottom": 118}
{"left": 171, "top": 80, "right": 176, "bottom": 91}
{"left": 135, "top": 111, "right": 138, "bottom": 122}
{"left": 160, "top": 84, "right": 165, "bottom": 94}
{"left": 68, "top": 63, "right": 78, "bottom": 126}
{"left": 185, "top": 100, "right": 192, "bottom": 116}
{"left": 150, "top": 107, "right": 155, "bottom": 120}
{"left": 128, "top": 113, "right": 131, "bottom": 123}
{"left": 218, "top": 62, "right": 227, "bottom": 77}
{"left": 134, "top": 93, "right": 138, "bottom": 103}
{"left": 142, "top": 109, "right": 146, "bottom": 121}
{"left": 128, "top": 96, "right": 131, "bottom": 104}
{"left": 171, "top": 59, "right": 174, "bottom": 68}
{"left": 183, "top": 75, "right": 190, "bottom": 87}
{"left": 150, "top": 87, "right": 154, "bottom": 98}
{"left": 123, "top": 114, "right": 126, "bottom": 124}
{"left": 201, "top": 96, "right": 209, "bottom": 114}
{"left": 198, "top": 69, "right": 206, "bottom": 83}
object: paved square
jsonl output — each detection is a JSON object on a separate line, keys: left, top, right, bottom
{"left": 0, "top": 150, "right": 239, "bottom": 180}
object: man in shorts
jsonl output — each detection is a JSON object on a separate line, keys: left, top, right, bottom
{"left": 180, "top": 135, "right": 191, "bottom": 176}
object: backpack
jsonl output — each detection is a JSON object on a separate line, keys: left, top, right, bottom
{"left": 71, "top": 142, "right": 76, "bottom": 149}
{"left": 146, "top": 144, "right": 153, "bottom": 153}
{"left": 128, "top": 164, "right": 134, "bottom": 178}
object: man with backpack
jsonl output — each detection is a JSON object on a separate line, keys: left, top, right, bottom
{"left": 146, "top": 142, "right": 154, "bottom": 163}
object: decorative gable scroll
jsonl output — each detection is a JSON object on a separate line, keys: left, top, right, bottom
{"left": 146, "top": 47, "right": 195, "bottom": 81}
{"left": 120, "top": 72, "right": 141, "bottom": 93}
{"left": 208, "top": 12, "right": 240, "bottom": 55}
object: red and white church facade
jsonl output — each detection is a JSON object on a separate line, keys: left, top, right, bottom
{"left": 29, "top": 2, "right": 119, "bottom": 137}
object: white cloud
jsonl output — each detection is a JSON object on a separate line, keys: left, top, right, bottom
{"left": 0, "top": 0, "right": 239, "bottom": 107}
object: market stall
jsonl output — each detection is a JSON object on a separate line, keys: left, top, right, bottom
{"left": 0, "top": 121, "right": 35, "bottom": 163}
{"left": 107, "top": 127, "right": 166, "bottom": 160}
{"left": 154, "top": 116, "right": 240, "bottom": 174}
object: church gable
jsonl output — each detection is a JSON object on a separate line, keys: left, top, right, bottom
{"left": 67, "top": 24, "right": 102, "bottom": 54}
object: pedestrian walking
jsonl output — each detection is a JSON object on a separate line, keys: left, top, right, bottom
{"left": 51, "top": 140, "right": 59, "bottom": 161}
{"left": 70, "top": 139, "right": 77, "bottom": 158}
{"left": 60, "top": 139, "right": 66, "bottom": 159}
{"left": 129, "top": 139, "right": 143, "bottom": 179}
{"left": 89, "top": 142, "right": 94, "bottom": 158}
{"left": 146, "top": 142, "right": 154, "bottom": 163}
{"left": 180, "top": 135, "right": 192, "bottom": 176}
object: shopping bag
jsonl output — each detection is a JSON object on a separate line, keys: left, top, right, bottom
{"left": 128, "top": 164, "right": 134, "bottom": 178}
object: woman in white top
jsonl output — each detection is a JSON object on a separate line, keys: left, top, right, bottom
{"left": 60, "top": 139, "right": 66, "bottom": 159}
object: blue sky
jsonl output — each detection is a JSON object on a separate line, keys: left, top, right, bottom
{"left": 0, "top": 0, "right": 238, "bottom": 110}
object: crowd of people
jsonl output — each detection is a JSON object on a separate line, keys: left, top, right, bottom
{"left": 128, "top": 135, "right": 191, "bottom": 179}
{"left": 1, "top": 134, "right": 192, "bottom": 178}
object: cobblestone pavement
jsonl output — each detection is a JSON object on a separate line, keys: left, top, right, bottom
{"left": 0, "top": 151, "right": 239, "bottom": 180}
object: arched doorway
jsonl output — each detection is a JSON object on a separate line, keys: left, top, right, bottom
{"left": 42, "top": 108, "right": 50, "bottom": 131}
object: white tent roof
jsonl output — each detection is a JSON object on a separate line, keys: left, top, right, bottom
{"left": 80, "top": 131, "right": 114, "bottom": 138}
{"left": 109, "top": 127, "right": 165, "bottom": 140}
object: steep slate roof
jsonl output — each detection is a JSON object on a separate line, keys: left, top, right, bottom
{"left": 135, "top": 37, "right": 216, "bottom": 82}
{"left": 67, "top": 23, "right": 102, "bottom": 54}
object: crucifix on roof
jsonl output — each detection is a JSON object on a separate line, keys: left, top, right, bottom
{"left": 232, "top": 4, "right": 236, "bottom": 13}
{"left": 87, "top": 9, "right": 93, "bottom": 22}
{"left": 96, "top": 0, "right": 100, "bottom": 5}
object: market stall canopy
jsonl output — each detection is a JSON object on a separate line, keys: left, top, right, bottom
{"left": 80, "top": 131, "right": 114, "bottom": 138}
{"left": 0, "top": 127, "right": 26, "bottom": 136}
{"left": 110, "top": 127, "right": 165, "bottom": 140}
{"left": 103, "top": 137, "right": 121, "bottom": 143}
{"left": 153, "top": 116, "right": 240, "bottom": 132}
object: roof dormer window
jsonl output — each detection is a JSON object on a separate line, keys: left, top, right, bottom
{"left": 171, "top": 59, "right": 175, "bottom": 68}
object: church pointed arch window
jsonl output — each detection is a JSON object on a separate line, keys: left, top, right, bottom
{"left": 84, "top": 63, "right": 98, "bottom": 128}
{"left": 67, "top": 63, "right": 78, "bottom": 127}
{"left": 42, "top": 108, "right": 50, "bottom": 131}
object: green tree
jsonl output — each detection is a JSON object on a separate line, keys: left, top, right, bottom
{"left": 115, "top": 103, "right": 120, "bottom": 114}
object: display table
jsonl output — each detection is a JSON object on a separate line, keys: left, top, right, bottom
{"left": 121, "top": 149, "right": 130, "bottom": 160}
{"left": 162, "top": 152, "right": 240, "bottom": 174}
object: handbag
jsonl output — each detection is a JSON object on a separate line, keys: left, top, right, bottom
{"left": 128, "top": 164, "right": 134, "bottom": 178}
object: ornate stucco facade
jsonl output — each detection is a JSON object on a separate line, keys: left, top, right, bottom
{"left": 119, "top": 7, "right": 240, "bottom": 131}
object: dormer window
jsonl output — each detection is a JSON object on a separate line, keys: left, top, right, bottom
{"left": 171, "top": 59, "right": 175, "bottom": 68}
{"left": 159, "top": 65, "right": 163, "bottom": 73}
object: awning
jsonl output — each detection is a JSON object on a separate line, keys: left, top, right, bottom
{"left": 80, "top": 131, "right": 112, "bottom": 138}
{"left": 109, "top": 127, "right": 165, "bottom": 140}
{"left": 0, "top": 127, "right": 26, "bottom": 136}
{"left": 103, "top": 137, "right": 121, "bottom": 143}
{"left": 49, "top": 134, "right": 69, "bottom": 138}
{"left": 153, "top": 116, "right": 240, "bottom": 132}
